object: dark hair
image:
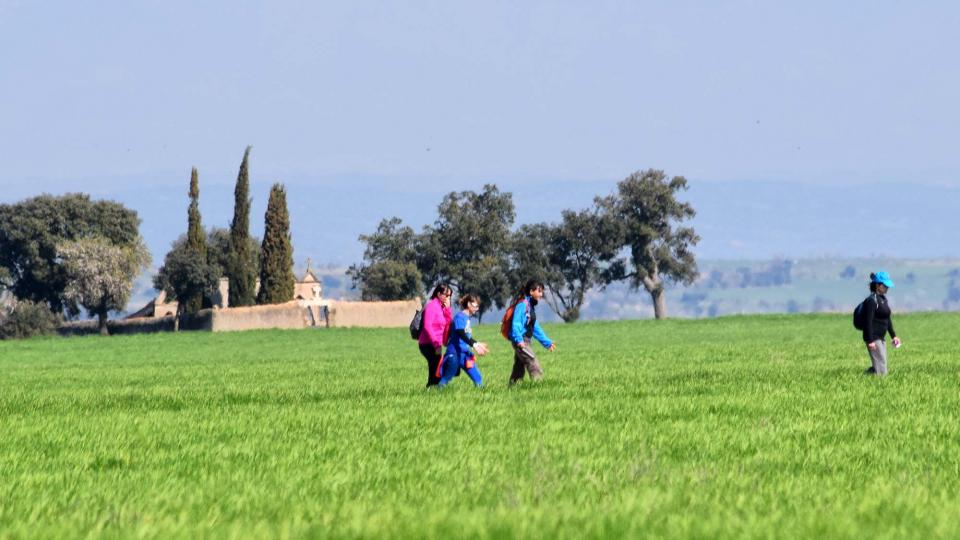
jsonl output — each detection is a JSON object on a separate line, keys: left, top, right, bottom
{"left": 459, "top": 293, "right": 480, "bottom": 309}
{"left": 868, "top": 273, "right": 879, "bottom": 292}
{"left": 513, "top": 279, "right": 545, "bottom": 301}
{"left": 430, "top": 283, "right": 452, "bottom": 300}
{"left": 524, "top": 279, "right": 544, "bottom": 295}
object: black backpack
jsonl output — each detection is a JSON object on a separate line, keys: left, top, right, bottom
{"left": 852, "top": 294, "right": 878, "bottom": 330}
{"left": 409, "top": 303, "right": 426, "bottom": 340}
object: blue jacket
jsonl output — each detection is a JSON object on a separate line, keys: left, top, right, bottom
{"left": 510, "top": 297, "right": 552, "bottom": 348}
{"left": 446, "top": 310, "right": 477, "bottom": 357}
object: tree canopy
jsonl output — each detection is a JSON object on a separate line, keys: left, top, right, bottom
{"left": 152, "top": 169, "right": 220, "bottom": 323}
{"left": 154, "top": 227, "right": 259, "bottom": 310}
{"left": 508, "top": 223, "right": 559, "bottom": 296}
{"left": 208, "top": 227, "right": 260, "bottom": 288}
{"left": 514, "top": 205, "right": 622, "bottom": 322}
{"left": 257, "top": 183, "right": 295, "bottom": 304}
{"left": 0, "top": 193, "right": 141, "bottom": 316}
{"left": 59, "top": 236, "right": 151, "bottom": 335}
{"left": 226, "top": 146, "right": 257, "bottom": 307}
{"left": 602, "top": 169, "right": 700, "bottom": 319}
{"left": 183, "top": 168, "right": 207, "bottom": 313}
{"left": 349, "top": 171, "right": 699, "bottom": 321}
{"left": 152, "top": 244, "right": 220, "bottom": 321}
{"left": 351, "top": 185, "right": 515, "bottom": 320}
{"left": 418, "top": 184, "right": 515, "bottom": 321}
{"left": 347, "top": 217, "right": 422, "bottom": 301}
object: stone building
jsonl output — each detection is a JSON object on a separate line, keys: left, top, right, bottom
{"left": 293, "top": 260, "right": 323, "bottom": 302}
{"left": 70, "top": 260, "right": 417, "bottom": 334}
{"left": 128, "top": 261, "right": 324, "bottom": 319}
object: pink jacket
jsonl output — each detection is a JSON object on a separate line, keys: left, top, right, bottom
{"left": 418, "top": 297, "right": 452, "bottom": 348}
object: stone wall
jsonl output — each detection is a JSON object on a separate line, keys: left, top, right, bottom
{"left": 209, "top": 302, "right": 308, "bottom": 332}
{"left": 57, "top": 299, "right": 419, "bottom": 336}
{"left": 326, "top": 299, "right": 420, "bottom": 328}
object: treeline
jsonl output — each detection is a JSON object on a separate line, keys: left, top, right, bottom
{"left": 0, "top": 194, "right": 151, "bottom": 338}
{"left": 151, "top": 147, "right": 296, "bottom": 328}
{"left": 0, "top": 147, "right": 296, "bottom": 338}
{"left": 348, "top": 169, "right": 700, "bottom": 322}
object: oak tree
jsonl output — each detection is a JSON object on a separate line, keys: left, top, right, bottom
{"left": 602, "top": 169, "right": 700, "bottom": 319}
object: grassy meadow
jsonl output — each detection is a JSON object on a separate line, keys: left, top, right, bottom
{"left": 1, "top": 313, "right": 960, "bottom": 538}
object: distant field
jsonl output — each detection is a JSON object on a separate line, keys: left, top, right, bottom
{"left": 2, "top": 314, "right": 959, "bottom": 538}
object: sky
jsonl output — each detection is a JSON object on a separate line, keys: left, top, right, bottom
{"left": 1, "top": 1, "right": 958, "bottom": 264}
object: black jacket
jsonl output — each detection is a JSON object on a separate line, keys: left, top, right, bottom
{"left": 861, "top": 293, "right": 897, "bottom": 343}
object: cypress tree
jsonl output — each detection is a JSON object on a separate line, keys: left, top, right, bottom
{"left": 257, "top": 183, "right": 295, "bottom": 304}
{"left": 184, "top": 167, "right": 207, "bottom": 313}
{"left": 227, "top": 146, "right": 257, "bottom": 306}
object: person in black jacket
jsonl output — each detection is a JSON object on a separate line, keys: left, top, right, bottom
{"left": 862, "top": 271, "right": 902, "bottom": 375}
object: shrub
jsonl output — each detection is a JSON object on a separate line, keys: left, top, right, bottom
{"left": 0, "top": 299, "right": 60, "bottom": 340}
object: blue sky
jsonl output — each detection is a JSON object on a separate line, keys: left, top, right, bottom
{"left": 1, "top": 1, "right": 958, "bottom": 263}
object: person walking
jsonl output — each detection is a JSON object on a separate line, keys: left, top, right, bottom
{"left": 507, "top": 280, "right": 555, "bottom": 385}
{"left": 438, "top": 294, "right": 489, "bottom": 388}
{"left": 861, "top": 271, "right": 902, "bottom": 376}
{"left": 418, "top": 284, "right": 453, "bottom": 387}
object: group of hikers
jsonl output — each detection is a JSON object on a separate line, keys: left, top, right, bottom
{"left": 415, "top": 279, "right": 555, "bottom": 388}
{"left": 412, "top": 270, "right": 904, "bottom": 387}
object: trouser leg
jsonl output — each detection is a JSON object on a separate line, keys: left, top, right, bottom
{"left": 510, "top": 344, "right": 527, "bottom": 384}
{"left": 510, "top": 340, "right": 542, "bottom": 384}
{"left": 510, "top": 357, "right": 525, "bottom": 384}
{"left": 526, "top": 357, "right": 543, "bottom": 380}
{"left": 464, "top": 364, "right": 483, "bottom": 387}
{"left": 438, "top": 352, "right": 461, "bottom": 387}
{"left": 419, "top": 344, "right": 441, "bottom": 387}
{"left": 868, "top": 339, "right": 887, "bottom": 375}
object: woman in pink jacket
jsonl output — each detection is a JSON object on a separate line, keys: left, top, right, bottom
{"left": 418, "top": 284, "right": 453, "bottom": 387}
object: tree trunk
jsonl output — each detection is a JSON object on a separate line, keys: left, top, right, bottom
{"left": 642, "top": 273, "right": 667, "bottom": 320}
{"left": 97, "top": 310, "right": 109, "bottom": 336}
{"left": 650, "top": 288, "right": 667, "bottom": 319}
{"left": 560, "top": 306, "right": 580, "bottom": 323}
{"left": 545, "top": 288, "right": 582, "bottom": 323}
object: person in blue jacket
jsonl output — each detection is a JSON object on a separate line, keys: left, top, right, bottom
{"left": 439, "top": 294, "right": 489, "bottom": 387}
{"left": 509, "top": 280, "right": 556, "bottom": 385}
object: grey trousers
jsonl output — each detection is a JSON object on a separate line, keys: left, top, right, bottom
{"left": 866, "top": 339, "right": 887, "bottom": 376}
{"left": 510, "top": 339, "right": 543, "bottom": 384}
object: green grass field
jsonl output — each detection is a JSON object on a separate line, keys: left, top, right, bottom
{"left": 2, "top": 313, "right": 959, "bottom": 539}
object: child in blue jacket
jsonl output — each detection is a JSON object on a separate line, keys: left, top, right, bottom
{"left": 439, "top": 294, "right": 489, "bottom": 387}
{"left": 508, "top": 280, "right": 555, "bottom": 385}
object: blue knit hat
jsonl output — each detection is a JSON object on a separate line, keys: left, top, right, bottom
{"left": 871, "top": 271, "right": 894, "bottom": 288}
